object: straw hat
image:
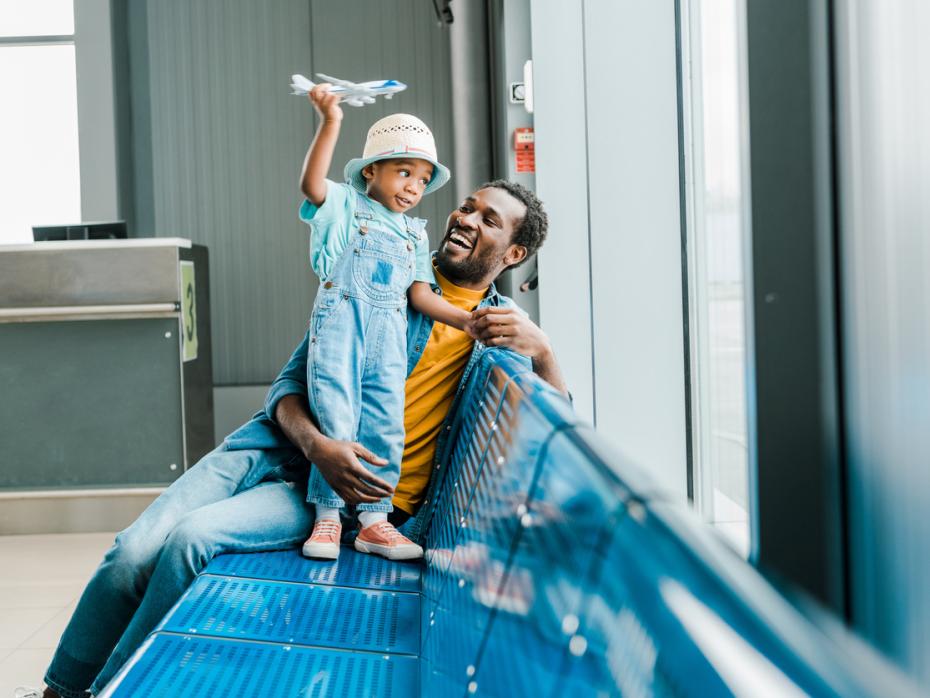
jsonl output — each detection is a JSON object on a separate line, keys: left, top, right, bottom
{"left": 344, "top": 113, "right": 451, "bottom": 195}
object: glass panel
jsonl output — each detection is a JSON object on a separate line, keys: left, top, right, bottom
{"left": 0, "top": 44, "right": 81, "bottom": 244}
{"left": 682, "top": 0, "right": 750, "bottom": 556}
{"left": 0, "top": 0, "right": 74, "bottom": 38}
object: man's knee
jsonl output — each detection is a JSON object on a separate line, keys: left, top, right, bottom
{"left": 101, "top": 530, "right": 161, "bottom": 592}
{"left": 162, "top": 513, "right": 217, "bottom": 574}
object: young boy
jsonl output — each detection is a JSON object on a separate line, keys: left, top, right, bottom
{"left": 298, "top": 84, "right": 470, "bottom": 561}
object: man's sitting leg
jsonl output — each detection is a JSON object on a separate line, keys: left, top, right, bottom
{"left": 41, "top": 446, "right": 302, "bottom": 698}
{"left": 88, "top": 474, "right": 313, "bottom": 695}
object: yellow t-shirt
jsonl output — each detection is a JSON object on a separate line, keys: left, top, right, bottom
{"left": 393, "top": 270, "right": 487, "bottom": 514}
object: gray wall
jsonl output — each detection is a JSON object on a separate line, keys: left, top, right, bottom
{"left": 127, "top": 0, "right": 455, "bottom": 385}
{"left": 488, "top": 0, "right": 539, "bottom": 321}
{"left": 835, "top": 1, "right": 930, "bottom": 686}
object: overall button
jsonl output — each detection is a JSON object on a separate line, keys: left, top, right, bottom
{"left": 359, "top": 225, "right": 368, "bottom": 235}
{"left": 323, "top": 281, "right": 333, "bottom": 289}
{"left": 406, "top": 242, "right": 413, "bottom": 251}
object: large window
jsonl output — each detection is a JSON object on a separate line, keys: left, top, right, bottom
{"left": 680, "top": 0, "right": 751, "bottom": 556}
{"left": 0, "top": 0, "right": 81, "bottom": 244}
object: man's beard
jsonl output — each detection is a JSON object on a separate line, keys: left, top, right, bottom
{"left": 435, "top": 243, "right": 501, "bottom": 286}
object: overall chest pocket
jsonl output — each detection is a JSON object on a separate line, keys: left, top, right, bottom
{"left": 351, "top": 237, "right": 414, "bottom": 303}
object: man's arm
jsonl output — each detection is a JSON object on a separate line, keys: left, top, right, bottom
{"left": 275, "top": 394, "right": 395, "bottom": 505}
{"left": 263, "top": 332, "right": 311, "bottom": 424}
{"left": 471, "top": 306, "right": 569, "bottom": 397}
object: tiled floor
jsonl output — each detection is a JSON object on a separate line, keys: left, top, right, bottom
{"left": 0, "top": 532, "right": 114, "bottom": 696}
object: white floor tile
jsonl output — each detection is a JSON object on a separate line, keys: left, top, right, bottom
{"left": 0, "top": 581, "right": 84, "bottom": 610}
{"left": 0, "top": 608, "right": 60, "bottom": 650}
{"left": 0, "top": 647, "right": 55, "bottom": 698}
{"left": 21, "top": 602, "right": 77, "bottom": 650}
{"left": 0, "top": 532, "right": 113, "bottom": 664}
{"left": 0, "top": 533, "right": 114, "bottom": 585}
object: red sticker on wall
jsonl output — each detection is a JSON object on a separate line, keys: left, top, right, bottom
{"left": 514, "top": 127, "right": 535, "bottom": 173}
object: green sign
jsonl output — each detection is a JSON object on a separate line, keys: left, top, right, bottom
{"left": 180, "top": 261, "right": 198, "bottom": 362}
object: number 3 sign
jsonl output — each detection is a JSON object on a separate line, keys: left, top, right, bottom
{"left": 180, "top": 261, "right": 198, "bottom": 362}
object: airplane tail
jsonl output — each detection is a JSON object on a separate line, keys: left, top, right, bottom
{"left": 290, "top": 74, "right": 315, "bottom": 95}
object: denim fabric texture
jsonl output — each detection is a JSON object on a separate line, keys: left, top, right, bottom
{"left": 257, "top": 265, "right": 532, "bottom": 543}
{"left": 42, "top": 254, "right": 530, "bottom": 695}
{"left": 44, "top": 446, "right": 312, "bottom": 697}
{"left": 304, "top": 192, "right": 421, "bottom": 513}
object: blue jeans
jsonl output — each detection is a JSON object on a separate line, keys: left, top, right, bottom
{"left": 44, "top": 445, "right": 312, "bottom": 697}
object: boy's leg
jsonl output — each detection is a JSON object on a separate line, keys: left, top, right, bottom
{"left": 90, "top": 477, "right": 313, "bottom": 695}
{"left": 305, "top": 297, "right": 364, "bottom": 511}
{"left": 43, "top": 446, "right": 295, "bottom": 698}
{"left": 355, "top": 306, "right": 406, "bottom": 512}
{"left": 354, "top": 308, "right": 421, "bottom": 560}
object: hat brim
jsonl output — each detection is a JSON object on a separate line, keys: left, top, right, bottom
{"left": 344, "top": 152, "right": 451, "bottom": 195}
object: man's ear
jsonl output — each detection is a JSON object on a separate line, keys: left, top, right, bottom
{"left": 503, "top": 244, "right": 528, "bottom": 268}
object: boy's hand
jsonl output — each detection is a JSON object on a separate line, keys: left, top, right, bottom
{"left": 463, "top": 311, "right": 481, "bottom": 340}
{"left": 308, "top": 83, "right": 343, "bottom": 123}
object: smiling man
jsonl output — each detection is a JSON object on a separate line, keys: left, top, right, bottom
{"left": 34, "top": 180, "right": 567, "bottom": 698}
{"left": 274, "top": 180, "right": 567, "bottom": 540}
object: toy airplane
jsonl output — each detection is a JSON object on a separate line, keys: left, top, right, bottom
{"left": 290, "top": 73, "right": 407, "bottom": 106}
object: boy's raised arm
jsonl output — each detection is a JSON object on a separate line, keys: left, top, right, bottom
{"left": 300, "top": 84, "right": 343, "bottom": 205}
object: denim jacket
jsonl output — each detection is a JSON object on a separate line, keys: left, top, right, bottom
{"left": 223, "top": 274, "right": 532, "bottom": 543}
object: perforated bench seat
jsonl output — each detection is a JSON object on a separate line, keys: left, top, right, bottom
{"left": 100, "top": 350, "right": 909, "bottom": 697}
{"left": 102, "top": 548, "right": 424, "bottom": 697}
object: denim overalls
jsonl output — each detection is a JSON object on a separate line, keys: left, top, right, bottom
{"left": 305, "top": 190, "right": 425, "bottom": 513}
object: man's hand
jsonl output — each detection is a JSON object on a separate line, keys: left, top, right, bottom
{"left": 471, "top": 306, "right": 550, "bottom": 358}
{"left": 308, "top": 83, "right": 343, "bottom": 123}
{"left": 275, "top": 395, "right": 393, "bottom": 505}
{"left": 306, "top": 436, "right": 395, "bottom": 505}
{"left": 471, "top": 306, "right": 569, "bottom": 396}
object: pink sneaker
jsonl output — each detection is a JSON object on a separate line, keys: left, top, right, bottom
{"left": 354, "top": 521, "right": 423, "bottom": 561}
{"left": 302, "top": 519, "right": 342, "bottom": 560}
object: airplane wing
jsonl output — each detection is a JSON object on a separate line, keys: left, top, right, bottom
{"left": 315, "top": 72, "right": 357, "bottom": 88}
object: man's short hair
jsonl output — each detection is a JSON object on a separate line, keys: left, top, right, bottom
{"left": 481, "top": 180, "right": 548, "bottom": 268}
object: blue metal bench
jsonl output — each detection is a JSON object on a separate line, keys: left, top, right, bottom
{"left": 99, "top": 350, "right": 915, "bottom": 697}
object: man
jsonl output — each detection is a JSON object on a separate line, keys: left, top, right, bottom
{"left": 36, "top": 180, "right": 567, "bottom": 698}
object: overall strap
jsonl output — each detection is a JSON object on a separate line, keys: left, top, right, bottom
{"left": 402, "top": 214, "right": 427, "bottom": 244}
{"left": 352, "top": 189, "right": 375, "bottom": 221}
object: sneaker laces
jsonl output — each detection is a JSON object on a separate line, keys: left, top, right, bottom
{"left": 372, "top": 521, "right": 407, "bottom": 542}
{"left": 312, "top": 520, "right": 340, "bottom": 538}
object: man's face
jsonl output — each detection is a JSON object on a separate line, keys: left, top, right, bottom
{"left": 436, "top": 187, "right": 528, "bottom": 286}
{"left": 364, "top": 158, "right": 434, "bottom": 213}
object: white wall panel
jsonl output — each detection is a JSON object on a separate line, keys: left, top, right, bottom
{"left": 530, "top": 0, "right": 688, "bottom": 499}
{"left": 583, "top": 0, "right": 688, "bottom": 502}
{"left": 530, "top": 0, "right": 595, "bottom": 422}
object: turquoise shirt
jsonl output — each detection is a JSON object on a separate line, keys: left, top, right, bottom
{"left": 299, "top": 180, "right": 433, "bottom": 283}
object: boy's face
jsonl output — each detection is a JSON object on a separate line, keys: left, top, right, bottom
{"left": 363, "top": 158, "right": 434, "bottom": 213}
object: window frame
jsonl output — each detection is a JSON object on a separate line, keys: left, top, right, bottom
{"left": 678, "top": 0, "right": 754, "bottom": 558}
{"left": 742, "top": 0, "right": 846, "bottom": 612}
{"left": 0, "top": 0, "right": 120, "bottom": 231}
